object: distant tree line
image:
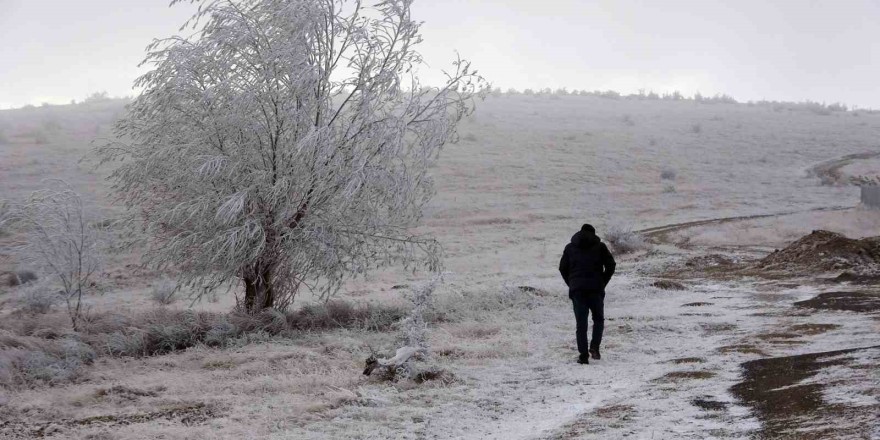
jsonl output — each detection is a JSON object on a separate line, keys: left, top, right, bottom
{"left": 489, "top": 87, "right": 870, "bottom": 114}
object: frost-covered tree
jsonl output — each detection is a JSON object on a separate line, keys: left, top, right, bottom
{"left": 13, "top": 183, "right": 103, "bottom": 330}
{"left": 99, "top": 0, "right": 486, "bottom": 312}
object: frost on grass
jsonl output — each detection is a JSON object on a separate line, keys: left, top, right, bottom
{"left": 0, "top": 297, "right": 410, "bottom": 389}
{"left": 0, "top": 333, "right": 95, "bottom": 388}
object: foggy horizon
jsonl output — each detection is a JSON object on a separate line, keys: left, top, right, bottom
{"left": 2, "top": 0, "right": 879, "bottom": 110}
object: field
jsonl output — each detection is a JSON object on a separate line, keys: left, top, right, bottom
{"left": 1, "top": 94, "right": 879, "bottom": 439}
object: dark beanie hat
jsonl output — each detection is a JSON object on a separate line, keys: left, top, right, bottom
{"left": 581, "top": 224, "right": 596, "bottom": 233}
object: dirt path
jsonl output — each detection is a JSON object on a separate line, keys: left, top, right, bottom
{"left": 806, "top": 151, "right": 880, "bottom": 186}
{"left": 639, "top": 150, "right": 880, "bottom": 244}
{"left": 637, "top": 206, "right": 851, "bottom": 244}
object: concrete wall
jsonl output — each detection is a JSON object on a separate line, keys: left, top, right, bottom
{"left": 861, "top": 185, "right": 880, "bottom": 208}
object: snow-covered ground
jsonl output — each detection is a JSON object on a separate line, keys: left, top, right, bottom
{"left": 1, "top": 95, "right": 879, "bottom": 438}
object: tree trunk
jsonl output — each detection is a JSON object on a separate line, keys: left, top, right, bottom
{"left": 243, "top": 263, "right": 275, "bottom": 313}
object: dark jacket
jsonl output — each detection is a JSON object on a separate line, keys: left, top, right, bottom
{"left": 559, "top": 230, "right": 616, "bottom": 294}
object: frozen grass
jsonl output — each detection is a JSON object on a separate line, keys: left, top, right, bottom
{"left": 0, "top": 282, "right": 544, "bottom": 391}
{"left": 2, "top": 95, "right": 880, "bottom": 437}
{"left": 0, "top": 333, "right": 96, "bottom": 388}
{"left": 0, "top": 298, "right": 412, "bottom": 389}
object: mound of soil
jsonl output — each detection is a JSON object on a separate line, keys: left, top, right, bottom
{"left": 758, "top": 230, "right": 880, "bottom": 275}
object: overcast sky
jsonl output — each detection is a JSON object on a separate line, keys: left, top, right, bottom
{"left": 1, "top": 0, "right": 878, "bottom": 109}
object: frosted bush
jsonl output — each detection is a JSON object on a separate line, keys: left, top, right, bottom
{"left": 604, "top": 225, "right": 650, "bottom": 254}
{"left": 104, "top": 332, "right": 146, "bottom": 357}
{"left": 15, "top": 282, "right": 59, "bottom": 315}
{"left": 400, "top": 277, "right": 440, "bottom": 351}
{"left": 12, "top": 183, "right": 104, "bottom": 330}
{"left": 149, "top": 278, "right": 178, "bottom": 305}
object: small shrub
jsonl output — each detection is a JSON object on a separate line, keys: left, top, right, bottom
{"left": 399, "top": 278, "right": 439, "bottom": 351}
{"left": 660, "top": 168, "right": 677, "bottom": 180}
{"left": 104, "top": 331, "right": 146, "bottom": 357}
{"left": 690, "top": 123, "right": 702, "bottom": 134}
{"left": 621, "top": 114, "right": 635, "bottom": 126}
{"left": 604, "top": 225, "right": 650, "bottom": 255}
{"left": 663, "top": 184, "right": 677, "bottom": 194}
{"left": 14, "top": 184, "right": 103, "bottom": 330}
{"left": 149, "top": 278, "right": 178, "bottom": 305}
{"left": 15, "top": 283, "right": 59, "bottom": 315}
{"left": 462, "top": 133, "right": 478, "bottom": 143}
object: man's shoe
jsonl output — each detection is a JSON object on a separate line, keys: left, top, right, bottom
{"left": 578, "top": 354, "right": 590, "bottom": 364}
{"left": 589, "top": 348, "right": 601, "bottom": 360}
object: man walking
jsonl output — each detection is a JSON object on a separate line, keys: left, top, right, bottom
{"left": 559, "top": 224, "right": 616, "bottom": 364}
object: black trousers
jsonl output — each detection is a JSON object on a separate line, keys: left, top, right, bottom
{"left": 571, "top": 292, "right": 604, "bottom": 355}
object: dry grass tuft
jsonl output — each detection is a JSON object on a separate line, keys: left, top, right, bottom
{"left": 669, "top": 357, "right": 706, "bottom": 364}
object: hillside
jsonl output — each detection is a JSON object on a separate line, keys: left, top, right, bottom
{"left": 1, "top": 94, "right": 879, "bottom": 439}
